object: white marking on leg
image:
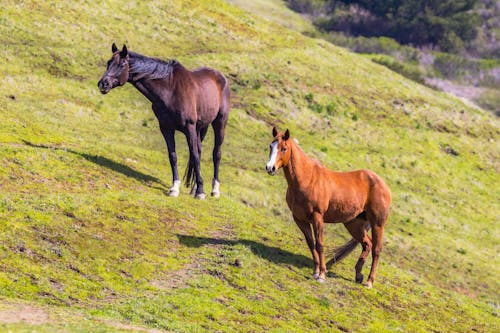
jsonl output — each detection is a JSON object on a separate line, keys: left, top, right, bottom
{"left": 168, "top": 180, "right": 181, "bottom": 197}
{"left": 211, "top": 179, "right": 220, "bottom": 198}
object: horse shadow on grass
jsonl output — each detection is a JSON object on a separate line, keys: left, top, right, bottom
{"left": 22, "top": 140, "right": 168, "bottom": 192}
{"left": 177, "top": 233, "right": 312, "bottom": 269}
{"left": 177, "top": 234, "right": 353, "bottom": 282}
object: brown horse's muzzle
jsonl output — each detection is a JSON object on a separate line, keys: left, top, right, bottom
{"left": 266, "top": 164, "right": 277, "bottom": 175}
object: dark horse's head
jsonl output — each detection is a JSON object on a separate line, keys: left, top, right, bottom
{"left": 98, "top": 43, "right": 130, "bottom": 94}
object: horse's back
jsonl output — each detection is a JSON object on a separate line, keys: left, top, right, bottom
{"left": 312, "top": 167, "right": 391, "bottom": 223}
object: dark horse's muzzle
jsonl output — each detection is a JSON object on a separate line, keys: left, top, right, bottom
{"left": 97, "top": 78, "right": 111, "bottom": 94}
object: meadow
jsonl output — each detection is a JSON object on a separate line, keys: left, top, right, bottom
{"left": 0, "top": 0, "right": 498, "bottom": 332}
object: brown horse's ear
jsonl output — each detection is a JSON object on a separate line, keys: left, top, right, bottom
{"left": 283, "top": 129, "right": 290, "bottom": 141}
{"left": 120, "top": 44, "right": 128, "bottom": 58}
{"left": 112, "top": 43, "right": 118, "bottom": 53}
{"left": 272, "top": 126, "right": 278, "bottom": 137}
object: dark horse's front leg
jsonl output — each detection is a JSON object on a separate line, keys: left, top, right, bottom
{"left": 185, "top": 123, "right": 205, "bottom": 199}
{"left": 160, "top": 127, "right": 181, "bottom": 197}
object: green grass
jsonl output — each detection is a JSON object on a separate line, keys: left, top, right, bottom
{"left": 0, "top": 0, "right": 499, "bottom": 332}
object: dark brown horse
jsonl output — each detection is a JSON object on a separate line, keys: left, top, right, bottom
{"left": 266, "top": 127, "right": 391, "bottom": 287}
{"left": 98, "top": 44, "right": 230, "bottom": 199}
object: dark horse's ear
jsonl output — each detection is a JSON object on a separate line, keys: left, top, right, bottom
{"left": 283, "top": 129, "right": 290, "bottom": 141}
{"left": 120, "top": 44, "right": 128, "bottom": 58}
{"left": 272, "top": 126, "right": 278, "bottom": 137}
{"left": 112, "top": 43, "right": 118, "bottom": 53}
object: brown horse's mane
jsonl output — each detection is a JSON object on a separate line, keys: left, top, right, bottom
{"left": 128, "top": 51, "right": 180, "bottom": 81}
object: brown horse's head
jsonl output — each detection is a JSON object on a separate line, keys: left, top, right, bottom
{"left": 98, "top": 43, "right": 130, "bottom": 94}
{"left": 266, "top": 126, "right": 291, "bottom": 175}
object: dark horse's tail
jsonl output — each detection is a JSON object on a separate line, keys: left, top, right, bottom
{"left": 326, "top": 223, "right": 371, "bottom": 268}
{"left": 184, "top": 155, "right": 195, "bottom": 188}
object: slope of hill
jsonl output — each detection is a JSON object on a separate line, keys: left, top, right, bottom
{"left": 0, "top": 0, "right": 498, "bottom": 332}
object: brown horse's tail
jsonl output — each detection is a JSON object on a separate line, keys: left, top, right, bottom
{"left": 326, "top": 224, "right": 371, "bottom": 268}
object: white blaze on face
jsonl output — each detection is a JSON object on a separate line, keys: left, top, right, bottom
{"left": 266, "top": 141, "right": 278, "bottom": 173}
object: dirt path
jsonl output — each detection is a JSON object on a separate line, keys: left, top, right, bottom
{"left": 0, "top": 304, "right": 49, "bottom": 325}
{"left": 0, "top": 301, "right": 169, "bottom": 332}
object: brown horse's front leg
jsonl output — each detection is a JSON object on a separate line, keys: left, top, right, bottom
{"left": 293, "top": 216, "right": 320, "bottom": 279}
{"left": 312, "top": 212, "right": 326, "bottom": 282}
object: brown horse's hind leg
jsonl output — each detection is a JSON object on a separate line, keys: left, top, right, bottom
{"left": 366, "top": 224, "right": 385, "bottom": 288}
{"left": 293, "top": 216, "right": 320, "bottom": 280}
{"left": 344, "top": 218, "right": 372, "bottom": 283}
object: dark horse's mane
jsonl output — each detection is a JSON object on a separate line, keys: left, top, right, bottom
{"left": 128, "top": 51, "right": 180, "bottom": 80}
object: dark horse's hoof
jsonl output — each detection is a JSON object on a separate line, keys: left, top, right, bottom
{"left": 195, "top": 193, "right": 206, "bottom": 200}
{"left": 355, "top": 274, "right": 364, "bottom": 284}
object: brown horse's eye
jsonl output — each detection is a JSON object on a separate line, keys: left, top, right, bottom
{"left": 281, "top": 147, "right": 287, "bottom": 152}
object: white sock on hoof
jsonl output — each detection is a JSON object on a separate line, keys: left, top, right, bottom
{"left": 168, "top": 180, "right": 181, "bottom": 197}
{"left": 195, "top": 192, "right": 206, "bottom": 200}
{"left": 211, "top": 179, "right": 220, "bottom": 198}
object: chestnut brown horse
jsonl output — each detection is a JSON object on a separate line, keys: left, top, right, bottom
{"left": 266, "top": 127, "right": 391, "bottom": 287}
{"left": 98, "top": 44, "right": 230, "bottom": 199}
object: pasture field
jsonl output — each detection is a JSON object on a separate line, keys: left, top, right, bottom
{"left": 0, "top": 0, "right": 498, "bottom": 332}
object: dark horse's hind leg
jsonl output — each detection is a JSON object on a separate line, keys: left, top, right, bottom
{"left": 185, "top": 124, "right": 204, "bottom": 199}
{"left": 344, "top": 218, "right": 372, "bottom": 283}
{"left": 161, "top": 127, "right": 181, "bottom": 196}
{"left": 189, "top": 127, "right": 208, "bottom": 196}
{"left": 211, "top": 112, "right": 228, "bottom": 197}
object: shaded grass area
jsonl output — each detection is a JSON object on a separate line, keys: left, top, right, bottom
{"left": 0, "top": 0, "right": 499, "bottom": 332}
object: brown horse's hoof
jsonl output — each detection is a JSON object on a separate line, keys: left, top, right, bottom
{"left": 313, "top": 272, "right": 320, "bottom": 280}
{"left": 316, "top": 277, "right": 325, "bottom": 283}
{"left": 366, "top": 281, "right": 373, "bottom": 289}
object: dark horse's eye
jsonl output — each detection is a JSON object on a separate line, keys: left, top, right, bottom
{"left": 106, "top": 60, "right": 112, "bottom": 69}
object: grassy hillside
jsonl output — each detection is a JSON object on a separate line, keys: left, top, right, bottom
{"left": 0, "top": 0, "right": 498, "bottom": 332}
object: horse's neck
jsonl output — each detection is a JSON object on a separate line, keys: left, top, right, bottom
{"left": 128, "top": 54, "right": 175, "bottom": 103}
{"left": 131, "top": 80, "right": 159, "bottom": 103}
{"left": 129, "top": 80, "right": 157, "bottom": 102}
{"left": 283, "top": 142, "right": 314, "bottom": 189}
